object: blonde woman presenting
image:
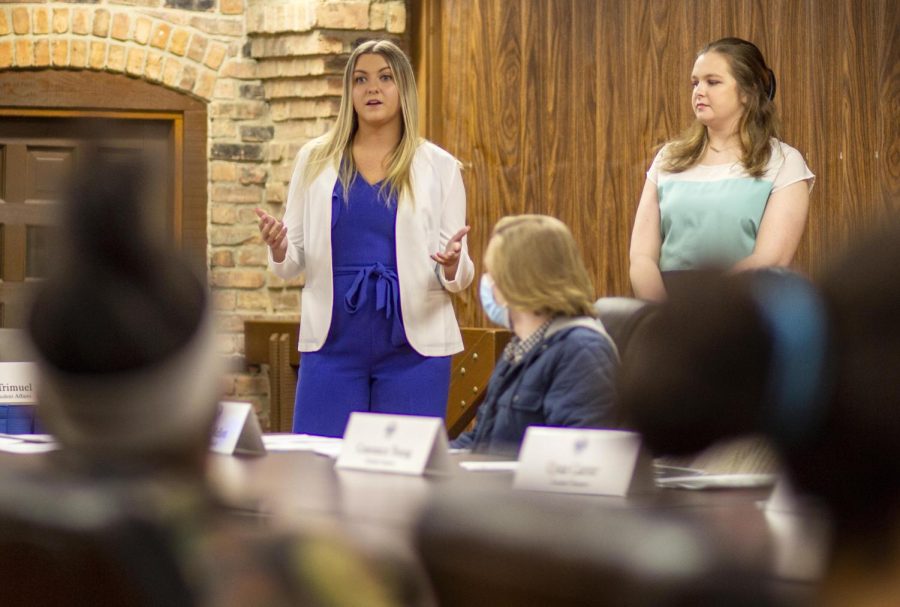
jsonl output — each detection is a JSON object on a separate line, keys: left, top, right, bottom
{"left": 256, "top": 40, "right": 473, "bottom": 436}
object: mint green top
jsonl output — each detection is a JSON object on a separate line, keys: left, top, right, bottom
{"left": 648, "top": 140, "right": 815, "bottom": 271}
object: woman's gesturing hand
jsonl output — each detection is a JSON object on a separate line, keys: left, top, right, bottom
{"left": 255, "top": 208, "right": 288, "bottom": 263}
{"left": 431, "top": 225, "right": 471, "bottom": 282}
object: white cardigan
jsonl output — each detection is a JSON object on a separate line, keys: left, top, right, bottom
{"left": 269, "top": 140, "right": 474, "bottom": 356}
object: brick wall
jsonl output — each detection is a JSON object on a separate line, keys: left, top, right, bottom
{"left": 0, "top": 0, "right": 409, "bottom": 427}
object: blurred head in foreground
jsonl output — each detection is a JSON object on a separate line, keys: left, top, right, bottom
{"left": 620, "top": 225, "right": 900, "bottom": 553}
{"left": 28, "top": 155, "right": 222, "bottom": 476}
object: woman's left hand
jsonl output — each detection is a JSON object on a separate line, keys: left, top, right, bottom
{"left": 431, "top": 225, "right": 471, "bottom": 281}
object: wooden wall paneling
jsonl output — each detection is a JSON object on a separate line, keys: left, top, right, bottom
{"left": 602, "top": 2, "right": 663, "bottom": 297}
{"left": 881, "top": 0, "right": 900, "bottom": 216}
{"left": 566, "top": 1, "right": 605, "bottom": 294}
{"left": 412, "top": 0, "right": 443, "bottom": 139}
{"left": 779, "top": 0, "right": 816, "bottom": 273}
{"left": 540, "top": 0, "right": 602, "bottom": 288}
{"left": 869, "top": 0, "right": 900, "bottom": 221}
{"left": 840, "top": 1, "right": 874, "bottom": 240}
{"left": 415, "top": 0, "right": 898, "bottom": 324}
{"left": 594, "top": 0, "right": 627, "bottom": 297}
{"left": 804, "top": 0, "right": 842, "bottom": 275}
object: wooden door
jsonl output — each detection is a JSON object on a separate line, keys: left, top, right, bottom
{"left": 0, "top": 116, "right": 172, "bottom": 328}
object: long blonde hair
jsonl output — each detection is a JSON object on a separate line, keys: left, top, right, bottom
{"left": 303, "top": 39, "right": 420, "bottom": 205}
{"left": 485, "top": 215, "right": 596, "bottom": 318}
{"left": 663, "top": 38, "right": 780, "bottom": 178}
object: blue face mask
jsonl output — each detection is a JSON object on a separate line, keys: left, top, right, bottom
{"left": 479, "top": 274, "right": 510, "bottom": 329}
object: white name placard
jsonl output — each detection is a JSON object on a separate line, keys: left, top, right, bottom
{"left": 765, "top": 477, "right": 797, "bottom": 513}
{"left": 336, "top": 412, "right": 450, "bottom": 476}
{"left": 765, "top": 476, "right": 822, "bottom": 516}
{"left": 210, "top": 401, "right": 266, "bottom": 456}
{"left": 0, "top": 362, "right": 37, "bottom": 403}
{"left": 514, "top": 427, "right": 655, "bottom": 496}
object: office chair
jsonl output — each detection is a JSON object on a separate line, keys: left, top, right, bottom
{"left": 593, "top": 297, "right": 657, "bottom": 356}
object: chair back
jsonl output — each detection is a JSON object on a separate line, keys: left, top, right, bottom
{"left": 594, "top": 297, "right": 657, "bottom": 356}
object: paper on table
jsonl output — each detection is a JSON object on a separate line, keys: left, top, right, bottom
{"left": 0, "top": 433, "right": 55, "bottom": 443}
{"left": 262, "top": 433, "right": 343, "bottom": 452}
{"left": 313, "top": 443, "right": 343, "bottom": 458}
{"left": 459, "top": 461, "right": 519, "bottom": 472}
{"left": 655, "top": 473, "right": 777, "bottom": 490}
{"left": 0, "top": 441, "right": 58, "bottom": 454}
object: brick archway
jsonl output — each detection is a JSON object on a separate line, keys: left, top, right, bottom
{"left": 0, "top": 5, "right": 228, "bottom": 100}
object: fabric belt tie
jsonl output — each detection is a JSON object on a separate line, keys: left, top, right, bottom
{"left": 335, "top": 263, "right": 406, "bottom": 346}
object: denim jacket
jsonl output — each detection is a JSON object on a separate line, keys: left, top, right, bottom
{"left": 451, "top": 316, "right": 618, "bottom": 456}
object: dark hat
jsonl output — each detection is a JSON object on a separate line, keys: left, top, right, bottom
{"left": 28, "top": 155, "right": 222, "bottom": 460}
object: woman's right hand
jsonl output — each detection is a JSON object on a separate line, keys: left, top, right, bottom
{"left": 254, "top": 208, "right": 288, "bottom": 263}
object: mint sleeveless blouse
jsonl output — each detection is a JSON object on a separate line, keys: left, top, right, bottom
{"left": 647, "top": 139, "right": 815, "bottom": 271}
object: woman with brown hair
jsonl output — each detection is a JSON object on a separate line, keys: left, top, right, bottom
{"left": 630, "top": 38, "right": 815, "bottom": 301}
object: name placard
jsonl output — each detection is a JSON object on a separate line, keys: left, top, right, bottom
{"left": 765, "top": 477, "right": 822, "bottom": 515}
{"left": 210, "top": 401, "right": 266, "bottom": 456}
{"left": 0, "top": 362, "right": 37, "bottom": 403}
{"left": 336, "top": 412, "right": 450, "bottom": 476}
{"left": 514, "top": 427, "right": 655, "bottom": 497}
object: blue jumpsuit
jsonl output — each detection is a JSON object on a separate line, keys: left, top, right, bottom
{"left": 292, "top": 175, "right": 452, "bottom": 437}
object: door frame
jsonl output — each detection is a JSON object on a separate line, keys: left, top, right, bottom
{"left": 0, "top": 70, "right": 208, "bottom": 269}
{"left": 0, "top": 107, "right": 185, "bottom": 245}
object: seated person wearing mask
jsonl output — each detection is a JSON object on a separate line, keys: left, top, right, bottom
{"left": 451, "top": 215, "right": 618, "bottom": 456}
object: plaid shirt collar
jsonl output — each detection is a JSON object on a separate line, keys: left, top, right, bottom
{"left": 502, "top": 318, "right": 553, "bottom": 365}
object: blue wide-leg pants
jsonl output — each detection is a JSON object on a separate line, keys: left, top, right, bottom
{"left": 292, "top": 268, "right": 451, "bottom": 437}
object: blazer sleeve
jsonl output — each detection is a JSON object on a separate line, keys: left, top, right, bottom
{"left": 269, "top": 147, "right": 309, "bottom": 279}
{"left": 542, "top": 332, "right": 618, "bottom": 429}
{"left": 436, "top": 160, "right": 475, "bottom": 292}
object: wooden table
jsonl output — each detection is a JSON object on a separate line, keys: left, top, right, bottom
{"left": 206, "top": 449, "right": 828, "bottom": 596}
{"left": 0, "top": 447, "right": 826, "bottom": 604}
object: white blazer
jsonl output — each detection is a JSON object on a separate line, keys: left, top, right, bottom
{"left": 269, "top": 140, "right": 475, "bottom": 357}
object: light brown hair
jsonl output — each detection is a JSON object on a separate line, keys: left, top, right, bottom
{"left": 663, "top": 38, "right": 780, "bottom": 178}
{"left": 303, "top": 39, "right": 420, "bottom": 205}
{"left": 485, "top": 215, "right": 596, "bottom": 318}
